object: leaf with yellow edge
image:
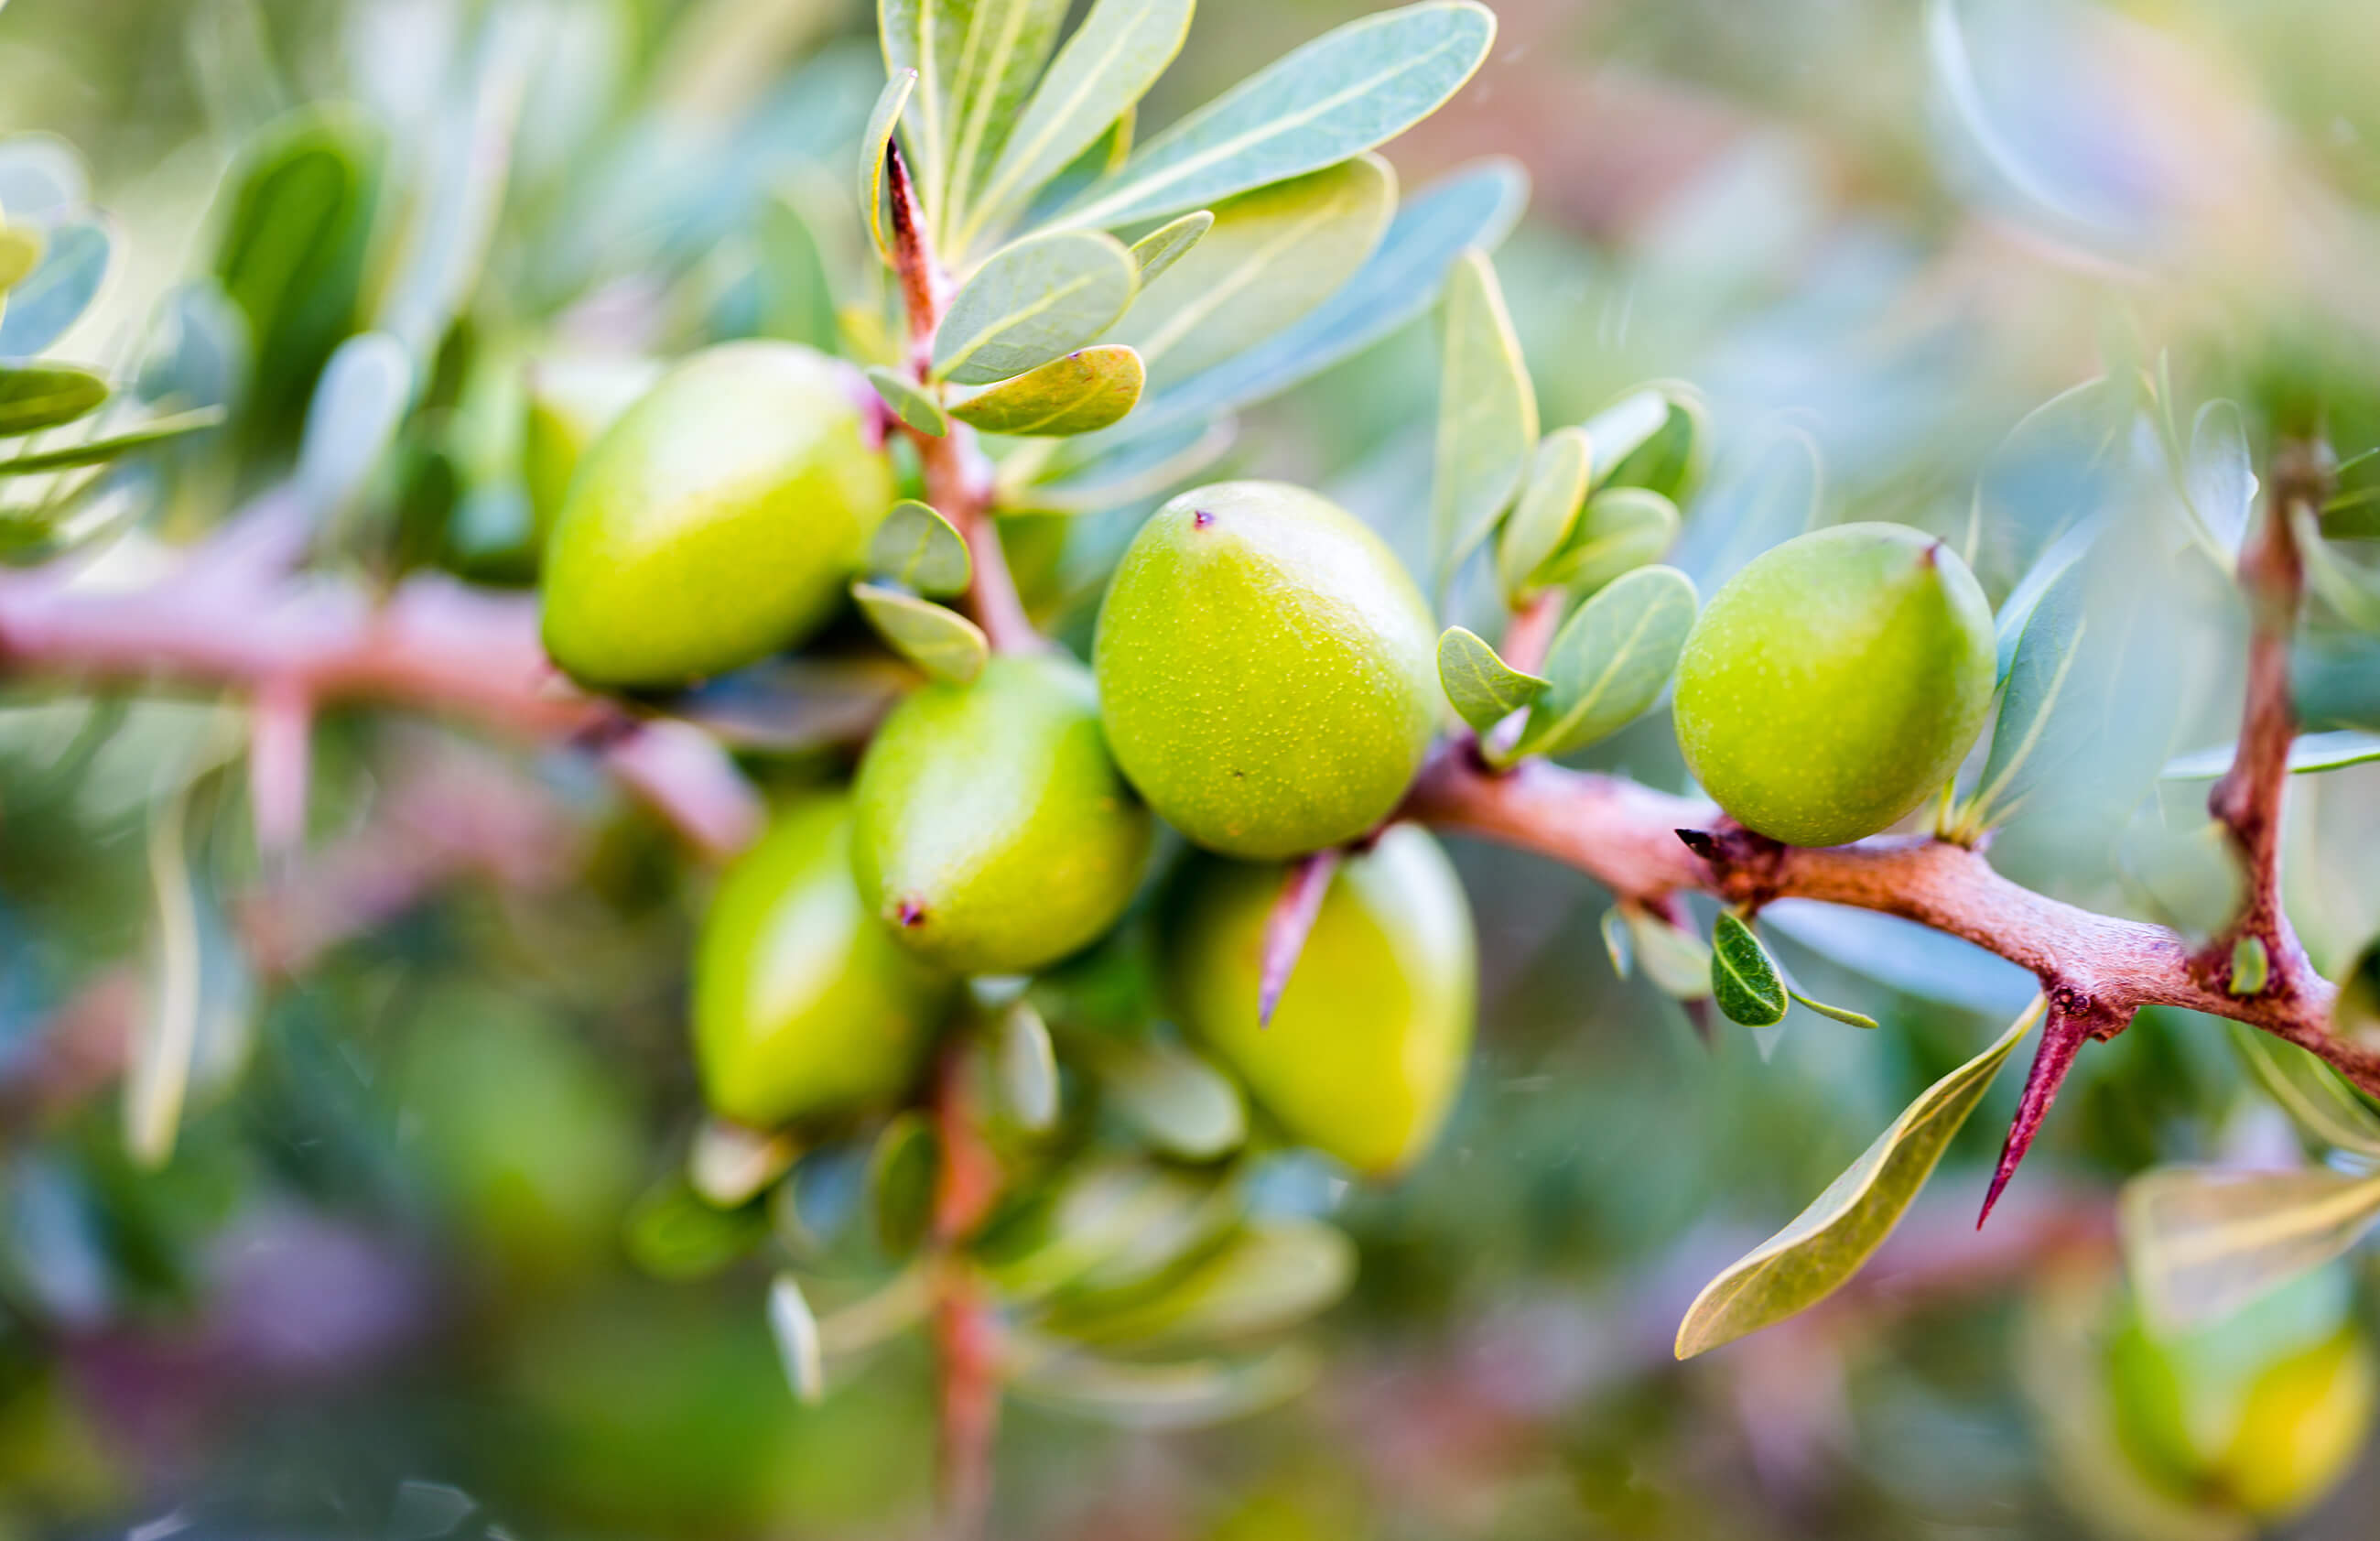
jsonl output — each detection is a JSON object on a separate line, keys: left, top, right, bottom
{"left": 1430, "top": 246, "right": 1534, "bottom": 580}
{"left": 858, "top": 70, "right": 916, "bottom": 267}
{"left": 2121, "top": 1165, "right": 2380, "bottom": 1331}
{"left": 950, "top": 344, "right": 1143, "bottom": 435}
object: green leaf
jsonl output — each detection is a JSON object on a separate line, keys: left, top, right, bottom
{"left": 0, "top": 224, "right": 43, "bottom": 291}
{"left": 949, "top": 343, "right": 1142, "bottom": 435}
{"left": 995, "top": 1000, "right": 1060, "bottom": 1133}
{"left": 1620, "top": 904, "right": 1713, "bottom": 1001}
{"left": 296, "top": 331, "right": 412, "bottom": 518}
{"left": 1992, "top": 516, "right": 2098, "bottom": 681}
{"left": 2167, "top": 732, "right": 2380, "bottom": 784}
{"left": 1786, "top": 988, "right": 1879, "bottom": 1030}
{"left": 2228, "top": 935, "right": 2269, "bottom": 996}
{"left": 768, "top": 1273, "right": 828, "bottom": 1405}
{"left": 0, "top": 364, "right": 107, "bottom": 437}
{"left": 870, "top": 1111, "right": 940, "bottom": 1258}
{"left": 932, "top": 227, "right": 1138, "bottom": 385}
{"left": 0, "top": 220, "right": 108, "bottom": 357}
{"left": 2294, "top": 505, "right": 2380, "bottom": 634}
{"left": 1504, "top": 563, "right": 1696, "bottom": 761}
{"left": 1056, "top": 0, "right": 1495, "bottom": 230}
{"left": 1008, "top": 1341, "right": 1314, "bottom": 1430}
{"left": 1048, "top": 1218, "right": 1352, "bottom": 1346}
{"left": 2229, "top": 1024, "right": 2380, "bottom": 1158}
{"left": 1116, "top": 158, "right": 1528, "bottom": 442}
{"left": 1534, "top": 485, "right": 1679, "bottom": 594}
{"left": 858, "top": 68, "right": 916, "bottom": 266}
{"left": 2121, "top": 1166, "right": 2380, "bottom": 1332}
{"left": 865, "top": 364, "right": 951, "bottom": 437}
{"left": 625, "top": 1176, "right": 769, "bottom": 1279}
{"left": 213, "top": 111, "right": 378, "bottom": 416}
{"left": 0, "top": 407, "right": 224, "bottom": 476}
{"left": 852, "top": 581, "right": 990, "bottom": 683}
{"left": 1496, "top": 425, "right": 1590, "bottom": 604}
{"left": 1602, "top": 388, "right": 1709, "bottom": 505}
{"left": 1960, "top": 561, "right": 2087, "bottom": 830}
{"left": 2182, "top": 398, "right": 2255, "bottom": 563}
{"left": 1674, "top": 996, "right": 2043, "bottom": 1357}
{"left": 867, "top": 499, "right": 972, "bottom": 595}
{"left": 1709, "top": 912, "right": 1786, "bottom": 1028}
{"left": 1578, "top": 390, "right": 1670, "bottom": 481}
{"left": 756, "top": 184, "right": 842, "bottom": 351}
{"left": 1599, "top": 906, "right": 1633, "bottom": 979}
{"left": 1435, "top": 625, "right": 1546, "bottom": 733}
{"left": 1432, "top": 246, "right": 1536, "bottom": 580}
{"left": 1125, "top": 210, "right": 1211, "bottom": 287}
{"left": 957, "top": 0, "right": 1195, "bottom": 250}
{"left": 939, "top": 0, "right": 1074, "bottom": 238}
{"left": 1096, "top": 1037, "right": 1246, "bottom": 1161}
{"left": 1113, "top": 156, "right": 1392, "bottom": 389}
{"left": 1016, "top": 412, "right": 1233, "bottom": 514}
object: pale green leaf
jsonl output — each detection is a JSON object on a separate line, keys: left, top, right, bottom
{"left": 0, "top": 364, "right": 107, "bottom": 437}
{"left": 625, "top": 1176, "right": 769, "bottom": 1278}
{"left": 2230, "top": 1025, "right": 2380, "bottom": 1159}
{"left": 932, "top": 227, "right": 1138, "bottom": 385}
{"left": 1113, "top": 155, "right": 1392, "bottom": 388}
{"left": 1056, "top": 0, "right": 1494, "bottom": 230}
{"left": 1435, "top": 625, "right": 1546, "bottom": 733}
{"left": 858, "top": 68, "right": 916, "bottom": 266}
{"left": 1496, "top": 425, "right": 1590, "bottom": 604}
{"left": 1710, "top": 912, "right": 1786, "bottom": 1028}
{"left": 1675, "top": 996, "right": 2044, "bottom": 1358}
{"left": 957, "top": 0, "right": 1195, "bottom": 250}
{"left": 949, "top": 343, "right": 1143, "bottom": 435}
{"left": 1533, "top": 485, "right": 1679, "bottom": 594}
{"left": 1048, "top": 1218, "right": 1352, "bottom": 1346}
{"left": 2121, "top": 1165, "right": 2380, "bottom": 1331}
{"left": 125, "top": 774, "right": 203, "bottom": 1168}
{"left": 870, "top": 1111, "right": 939, "bottom": 1257}
{"left": 1961, "top": 561, "right": 2087, "bottom": 831}
{"left": 1505, "top": 563, "right": 1696, "bottom": 761}
{"left": 297, "top": 331, "right": 413, "bottom": 517}
{"left": 937, "top": 0, "right": 1072, "bottom": 237}
{"left": 1009, "top": 1342, "right": 1314, "bottom": 1429}
{"left": 867, "top": 499, "right": 972, "bottom": 595}
{"left": 0, "top": 224, "right": 43, "bottom": 291}
{"left": 1125, "top": 210, "right": 1210, "bottom": 286}
{"left": 1578, "top": 390, "right": 1669, "bottom": 482}
{"left": 1599, "top": 906, "right": 1633, "bottom": 979}
{"left": 1602, "top": 388, "right": 1709, "bottom": 504}
{"left": 1993, "top": 515, "right": 2098, "bottom": 681}
{"left": 865, "top": 364, "right": 950, "bottom": 436}
{"left": 1097, "top": 1037, "right": 1246, "bottom": 1161}
{"left": 1621, "top": 904, "right": 1713, "bottom": 1001}
{"left": 852, "top": 581, "right": 990, "bottom": 683}
{"left": 0, "top": 407, "right": 224, "bottom": 476}
{"left": 2183, "top": 398, "right": 2255, "bottom": 563}
{"left": 2294, "top": 505, "right": 2380, "bottom": 634}
{"left": 1432, "top": 246, "right": 1536, "bottom": 578}
{"left": 768, "top": 1273, "right": 827, "bottom": 1404}
{"left": 995, "top": 1000, "right": 1060, "bottom": 1132}
{"left": 2162, "top": 729, "right": 2380, "bottom": 782}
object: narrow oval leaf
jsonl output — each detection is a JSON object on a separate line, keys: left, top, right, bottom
{"left": 865, "top": 364, "right": 950, "bottom": 437}
{"left": 932, "top": 228, "right": 1138, "bottom": 385}
{"left": 0, "top": 225, "right": 45, "bottom": 291}
{"left": 1578, "top": 390, "right": 1669, "bottom": 481}
{"left": 996, "top": 1000, "right": 1060, "bottom": 1133}
{"left": 1507, "top": 563, "right": 1697, "bottom": 761}
{"left": 1621, "top": 904, "right": 1714, "bottom": 1002}
{"left": 0, "top": 407, "right": 224, "bottom": 476}
{"left": 1432, "top": 246, "right": 1535, "bottom": 579}
{"left": 1961, "top": 561, "right": 2088, "bottom": 831}
{"left": 2295, "top": 505, "right": 2380, "bottom": 635}
{"left": 2121, "top": 1166, "right": 2380, "bottom": 1332}
{"left": 1992, "top": 515, "right": 2100, "bottom": 681}
{"left": 1787, "top": 988, "right": 1879, "bottom": 1031}
{"left": 858, "top": 68, "right": 917, "bottom": 266}
{"left": 1709, "top": 912, "right": 1786, "bottom": 1028}
{"left": 1126, "top": 210, "right": 1211, "bottom": 287}
{"left": 1435, "top": 625, "right": 1545, "bottom": 733}
{"left": 297, "top": 331, "right": 413, "bottom": 516}
{"left": 768, "top": 1273, "right": 828, "bottom": 1405}
{"left": 949, "top": 344, "right": 1142, "bottom": 435}
{"left": 1603, "top": 389, "right": 1709, "bottom": 504}
{"left": 1113, "top": 156, "right": 1392, "bottom": 389}
{"left": 2185, "top": 398, "right": 2256, "bottom": 563}
{"left": 868, "top": 499, "right": 972, "bottom": 595}
{"left": 1535, "top": 486, "right": 1679, "bottom": 593}
{"left": 937, "top": 0, "right": 1074, "bottom": 236}
{"left": 1009, "top": 1342, "right": 1314, "bottom": 1430}
{"left": 2230, "top": 1024, "right": 2380, "bottom": 1159}
{"left": 1674, "top": 997, "right": 2044, "bottom": 1358}
{"left": 0, "top": 219, "right": 108, "bottom": 356}
{"left": 625, "top": 1177, "right": 769, "bottom": 1279}
{"left": 1057, "top": 0, "right": 1494, "bottom": 230}
{"left": 0, "top": 363, "right": 107, "bottom": 436}
{"left": 1098, "top": 1038, "right": 1246, "bottom": 1161}
{"left": 959, "top": 0, "right": 1195, "bottom": 247}
{"left": 1497, "top": 425, "right": 1590, "bottom": 604}
{"left": 852, "top": 581, "right": 990, "bottom": 683}
{"left": 870, "top": 1112, "right": 940, "bottom": 1259}
{"left": 2162, "top": 729, "right": 2380, "bottom": 781}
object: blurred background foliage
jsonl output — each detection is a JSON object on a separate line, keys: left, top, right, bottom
{"left": 3, "top": 0, "right": 2380, "bottom": 1536}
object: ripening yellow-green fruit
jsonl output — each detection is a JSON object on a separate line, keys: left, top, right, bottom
{"left": 1671, "top": 522, "right": 1996, "bottom": 847}
{"left": 2106, "top": 1268, "right": 2376, "bottom": 1524}
{"left": 692, "top": 795, "right": 953, "bottom": 1129}
{"left": 540, "top": 341, "right": 892, "bottom": 688}
{"left": 1094, "top": 482, "right": 1438, "bottom": 860}
{"left": 851, "top": 653, "right": 1152, "bottom": 976}
{"left": 523, "top": 353, "right": 663, "bottom": 547}
{"left": 1165, "top": 825, "right": 1475, "bottom": 1177}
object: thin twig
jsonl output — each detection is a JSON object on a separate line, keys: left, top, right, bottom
{"left": 929, "top": 1036, "right": 1004, "bottom": 1541}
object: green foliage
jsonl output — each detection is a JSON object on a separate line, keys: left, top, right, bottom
{"left": 948, "top": 344, "right": 1144, "bottom": 434}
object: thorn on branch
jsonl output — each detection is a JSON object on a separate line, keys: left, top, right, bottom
{"left": 1258, "top": 849, "right": 1341, "bottom": 1028}
{"left": 1978, "top": 993, "right": 2129, "bottom": 1229}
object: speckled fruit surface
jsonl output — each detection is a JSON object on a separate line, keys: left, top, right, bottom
{"left": 1671, "top": 521, "right": 1995, "bottom": 848}
{"left": 1166, "top": 825, "right": 1476, "bottom": 1177}
{"left": 1093, "top": 482, "right": 1437, "bottom": 860}
{"left": 541, "top": 341, "right": 891, "bottom": 688}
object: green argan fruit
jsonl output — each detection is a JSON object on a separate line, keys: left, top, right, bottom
{"left": 1166, "top": 825, "right": 1475, "bottom": 1177}
{"left": 2106, "top": 1267, "right": 2376, "bottom": 1521}
{"left": 693, "top": 795, "right": 952, "bottom": 1129}
{"left": 1094, "top": 482, "right": 1438, "bottom": 859}
{"left": 541, "top": 341, "right": 892, "bottom": 688}
{"left": 1671, "top": 522, "right": 1995, "bottom": 847}
{"left": 851, "top": 652, "right": 1152, "bottom": 976}
{"left": 524, "top": 353, "right": 663, "bottom": 547}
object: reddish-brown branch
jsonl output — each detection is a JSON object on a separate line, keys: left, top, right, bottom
{"left": 1500, "top": 589, "right": 1564, "bottom": 676}
{"left": 928, "top": 1036, "right": 1004, "bottom": 1540}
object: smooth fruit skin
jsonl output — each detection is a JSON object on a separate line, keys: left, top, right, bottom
{"left": 524, "top": 353, "right": 664, "bottom": 548}
{"left": 693, "top": 795, "right": 953, "bottom": 1129}
{"left": 1671, "top": 522, "right": 1995, "bottom": 847}
{"left": 851, "top": 652, "right": 1153, "bottom": 976}
{"left": 2106, "top": 1267, "right": 2376, "bottom": 1521}
{"left": 1166, "top": 825, "right": 1476, "bottom": 1177}
{"left": 541, "top": 341, "right": 891, "bottom": 688}
{"left": 1093, "top": 482, "right": 1438, "bottom": 860}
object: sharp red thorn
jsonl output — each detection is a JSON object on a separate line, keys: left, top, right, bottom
{"left": 1257, "top": 849, "right": 1341, "bottom": 1028}
{"left": 1978, "top": 1012, "right": 2090, "bottom": 1230}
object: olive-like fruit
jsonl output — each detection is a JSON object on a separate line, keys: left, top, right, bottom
{"left": 541, "top": 341, "right": 891, "bottom": 688}
{"left": 523, "top": 353, "right": 663, "bottom": 547}
{"left": 1671, "top": 522, "right": 1995, "bottom": 848}
{"left": 2107, "top": 1267, "right": 2376, "bottom": 1521}
{"left": 692, "top": 795, "right": 953, "bottom": 1128}
{"left": 851, "top": 653, "right": 1152, "bottom": 976}
{"left": 1165, "top": 825, "right": 1476, "bottom": 1177}
{"left": 1094, "top": 482, "right": 1438, "bottom": 860}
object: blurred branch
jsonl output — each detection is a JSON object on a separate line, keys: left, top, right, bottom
{"left": 929, "top": 1032, "right": 1005, "bottom": 1541}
